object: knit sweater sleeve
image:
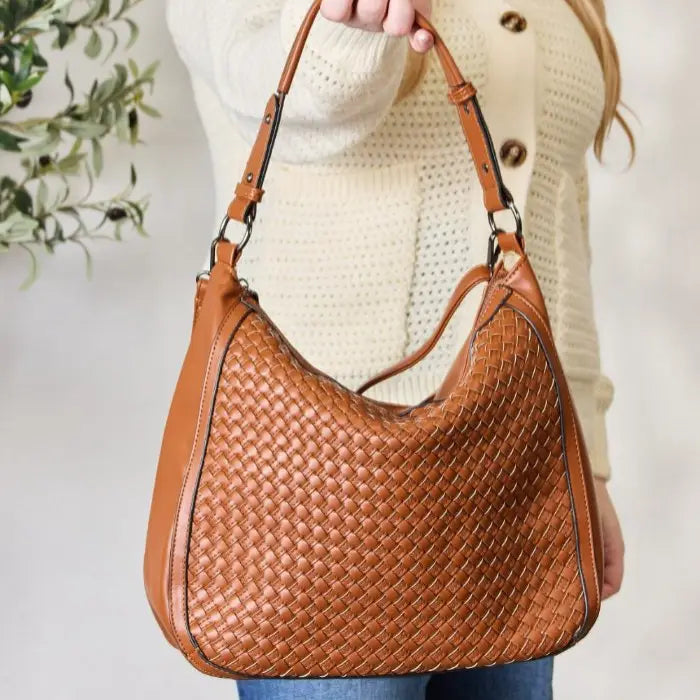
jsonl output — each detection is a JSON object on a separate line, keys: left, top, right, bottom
{"left": 568, "top": 155, "right": 615, "bottom": 482}
{"left": 165, "top": 0, "right": 408, "bottom": 162}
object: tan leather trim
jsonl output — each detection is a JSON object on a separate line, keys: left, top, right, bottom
{"left": 173, "top": 307, "right": 254, "bottom": 677}
{"left": 170, "top": 309, "right": 256, "bottom": 675}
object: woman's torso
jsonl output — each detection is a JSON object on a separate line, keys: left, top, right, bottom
{"left": 173, "top": 0, "right": 605, "bottom": 406}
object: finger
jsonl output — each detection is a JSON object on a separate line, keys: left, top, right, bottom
{"left": 602, "top": 556, "right": 624, "bottom": 599}
{"left": 409, "top": 0, "right": 434, "bottom": 53}
{"left": 383, "top": 0, "right": 415, "bottom": 37}
{"left": 354, "top": 0, "right": 390, "bottom": 30}
{"left": 601, "top": 527, "right": 625, "bottom": 600}
{"left": 409, "top": 27, "right": 434, "bottom": 53}
{"left": 320, "top": 0, "right": 354, "bottom": 23}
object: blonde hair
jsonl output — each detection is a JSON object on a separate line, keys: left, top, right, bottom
{"left": 565, "top": 0, "right": 636, "bottom": 165}
{"left": 397, "top": 0, "right": 636, "bottom": 165}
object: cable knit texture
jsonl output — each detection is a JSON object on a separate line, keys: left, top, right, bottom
{"left": 165, "top": 0, "right": 614, "bottom": 480}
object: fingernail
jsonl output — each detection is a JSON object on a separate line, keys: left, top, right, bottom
{"left": 417, "top": 32, "right": 432, "bottom": 49}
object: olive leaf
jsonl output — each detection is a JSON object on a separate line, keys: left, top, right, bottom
{"left": 0, "top": 0, "right": 159, "bottom": 286}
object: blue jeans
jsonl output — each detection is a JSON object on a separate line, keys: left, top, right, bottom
{"left": 236, "top": 655, "right": 553, "bottom": 699}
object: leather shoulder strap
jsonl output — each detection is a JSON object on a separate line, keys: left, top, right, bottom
{"left": 226, "top": 0, "right": 513, "bottom": 226}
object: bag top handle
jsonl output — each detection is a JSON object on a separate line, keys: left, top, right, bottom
{"left": 225, "top": 0, "right": 518, "bottom": 246}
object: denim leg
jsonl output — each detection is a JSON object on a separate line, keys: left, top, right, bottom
{"left": 425, "top": 655, "right": 554, "bottom": 700}
{"left": 236, "top": 674, "right": 431, "bottom": 700}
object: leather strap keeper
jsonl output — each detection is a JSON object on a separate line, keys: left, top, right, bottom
{"left": 234, "top": 182, "right": 264, "bottom": 204}
{"left": 447, "top": 82, "right": 477, "bottom": 104}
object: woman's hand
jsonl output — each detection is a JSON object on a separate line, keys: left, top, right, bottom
{"left": 594, "top": 477, "right": 625, "bottom": 600}
{"left": 320, "top": 0, "right": 435, "bottom": 53}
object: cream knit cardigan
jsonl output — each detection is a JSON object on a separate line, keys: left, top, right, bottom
{"left": 166, "top": 0, "right": 615, "bottom": 480}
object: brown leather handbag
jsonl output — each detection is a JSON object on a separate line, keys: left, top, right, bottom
{"left": 143, "top": 0, "right": 604, "bottom": 680}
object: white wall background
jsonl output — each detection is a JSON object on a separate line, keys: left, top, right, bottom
{"left": 1, "top": 1, "right": 698, "bottom": 698}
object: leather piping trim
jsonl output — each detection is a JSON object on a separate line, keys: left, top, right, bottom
{"left": 166, "top": 295, "right": 252, "bottom": 654}
{"left": 506, "top": 304, "right": 590, "bottom": 642}
{"left": 177, "top": 301, "right": 590, "bottom": 678}
{"left": 231, "top": 92, "right": 285, "bottom": 224}
{"left": 464, "top": 291, "right": 593, "bottom": 638}
{"left": 178, "top": 306, "right": 256, "bottom": 678}
{"left": 469, "top": 95, "right": 512, "bottom": 210}
{"left": 163, "top": 296, "right": 253, "bottom": 671}
{"left": 254, "top": 93, "right": 285, "bottom": 216}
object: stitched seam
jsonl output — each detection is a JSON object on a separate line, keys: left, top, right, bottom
{"left": 475, "top": 276, "right": 502, "bottom": 327}
{"left": 502, "top": 254, "right": 527, "bottom": 286}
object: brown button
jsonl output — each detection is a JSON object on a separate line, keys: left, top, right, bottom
{"left": 500, "top": 11, "right": 528, "bottom": 33}
{"left": 499, "top": 139, "right": 528, "bottom": 167}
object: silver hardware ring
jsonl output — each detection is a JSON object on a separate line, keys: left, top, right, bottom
{"left": 487, "top": 191, "right": 523, "bottom": 240}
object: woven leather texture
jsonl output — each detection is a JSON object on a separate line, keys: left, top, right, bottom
{"left": 185, "top": 300, "right": 587, "bottom": 678}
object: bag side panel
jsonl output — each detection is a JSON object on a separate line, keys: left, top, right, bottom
{"left": 143, "top": 260, "right": 247, "bottom": 663}
{"left": 503, "top": 254, "right": 604, "bottom": 636}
